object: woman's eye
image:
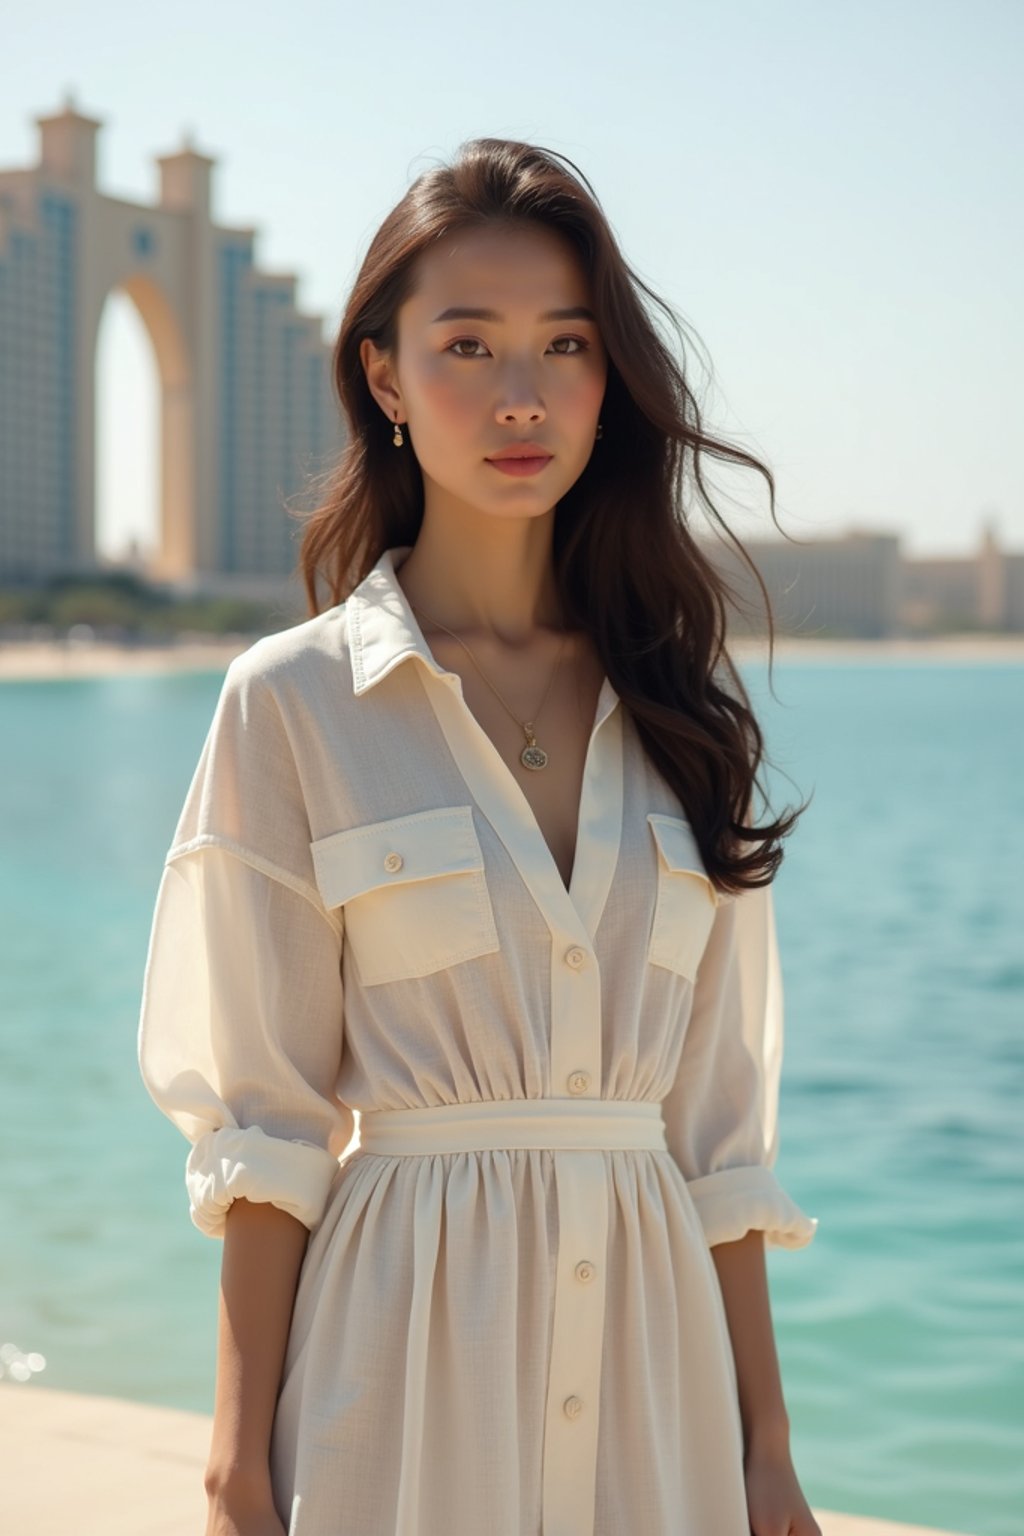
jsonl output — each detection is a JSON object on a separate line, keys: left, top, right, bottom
{"left": 445, "top": 336, "right": 590, "bottom": 358}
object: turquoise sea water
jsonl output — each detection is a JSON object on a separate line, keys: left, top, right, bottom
{"left": 1, "top": 655, "right": 1021, "bottom": 1536}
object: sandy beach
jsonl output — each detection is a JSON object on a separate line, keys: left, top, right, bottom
{"left": 0, "top": 1384, "right": 975, "bottom": 1536}
{"left": 728, "top": 634, "right": 1024, "bottom": 664}
{"left": 0, "top": 636, "right": 256, "bottom": 679}
{"left": 0, "top": 632, "right": 1022, "bottom": 681}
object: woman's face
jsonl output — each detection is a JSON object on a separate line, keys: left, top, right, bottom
{"left": 365, "top": 221, "right": 608, "bottom": 523}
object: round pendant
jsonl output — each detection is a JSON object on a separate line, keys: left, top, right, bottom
{"left": 520, "top": 743, "right": 549, "bottom": 771}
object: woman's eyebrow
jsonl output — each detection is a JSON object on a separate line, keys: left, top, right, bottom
{"left": 430, "top": 305, "right": 597, "bottom": 323}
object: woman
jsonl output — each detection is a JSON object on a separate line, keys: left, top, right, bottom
{"left": 138, "top": 136, "right": 820, "bottom": 1536}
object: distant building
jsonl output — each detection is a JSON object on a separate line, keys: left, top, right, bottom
{"left": 705, "top": 521, "right": 1024, "bottom": 637}
{"left": 707, "top": 529, "right": 903, "bottom": 638}
{"left": 0, "top": 94, "right": 343, "bottom": 594}
{"left": 976, "top": 521, "right": 1024, "bottom": 632}
{"left": 901, "top": 551, "right": 980, "bottom": 632}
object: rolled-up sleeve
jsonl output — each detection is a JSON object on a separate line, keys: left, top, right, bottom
{"left": 136, "top": 654, "right": 355, "bottom": 1239}
{"left": 661, "top": 877, "right": 818, "bottom": 1251}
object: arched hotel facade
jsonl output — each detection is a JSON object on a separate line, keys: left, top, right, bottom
{"left": 0, "top": 95, "right": 344, "bottom": 593}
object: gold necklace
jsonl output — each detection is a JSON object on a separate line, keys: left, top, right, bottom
{"left": 409, "top": 599, "right": 569, "bottom": 772}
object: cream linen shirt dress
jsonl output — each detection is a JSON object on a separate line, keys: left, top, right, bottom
{"left": 137, "top": 543, "right": 818, "bottom": 1536}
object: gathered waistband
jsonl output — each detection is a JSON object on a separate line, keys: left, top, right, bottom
{"left": 356, "top": 1097, "right": 668, "bottom": 1156}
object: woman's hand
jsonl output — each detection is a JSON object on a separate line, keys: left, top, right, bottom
{"left": 203, "top": 1466, "right": 287, "bottom": 1536}
{"left": 205, "top": 1506, "right": 285, "bottom": 1536}
{"left": 744, "top": 1438, "right": 823, "bottom": 1536}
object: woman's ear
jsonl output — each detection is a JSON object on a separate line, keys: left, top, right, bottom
{"left": 359, "top": 337, "right": 402, "bottom": 424}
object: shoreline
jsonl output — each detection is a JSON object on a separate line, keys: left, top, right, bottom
{"left": 0, "top": 636, "right": 254, "bottom": 679}
{"left": 0, "top": 632, "right": 1022, "bottom": 680}
{"left": 0, "top": 1384, "right": 976, "bottom": 1536}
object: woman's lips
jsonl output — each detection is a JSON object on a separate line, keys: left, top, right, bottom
{"left": 486, "top": 456, "right": 553, "bottom": 477}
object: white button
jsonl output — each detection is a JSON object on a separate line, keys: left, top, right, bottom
{"left": 567, "top": 1071, "right": 590, "bottom": 1095}
{"left": 563, "top": 1395, "right": 583, "bottom": 1420}
{"left": 575, "top": 1260, "right": 596, "bottom": 1284}
{"left": 564, "top": 945, "right": 587, "bottom": 969}
{"left": 383, "top": 851, "right": 404, "bottom": 872}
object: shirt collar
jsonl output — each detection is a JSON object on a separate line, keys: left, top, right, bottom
{"left": 347, "top": 546, "right": 620, "bottom": 727}
{"left": 348, "top": 544, "right": 455, "bottom": 696}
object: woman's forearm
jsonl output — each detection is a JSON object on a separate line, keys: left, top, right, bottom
{"left": 204, "top": 1197, "right": 311, "bottom": 1493}
{"left": 709, "top": 1228, "right": 791, "bottom": 1456}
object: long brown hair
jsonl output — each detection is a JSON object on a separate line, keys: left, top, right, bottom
{"left": 291, "top": 137, "right": 809, "bottom": 894}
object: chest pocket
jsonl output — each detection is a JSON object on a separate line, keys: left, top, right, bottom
{"left": 309, "top": 804, "right": 500, "bottom": 987}
{"left": 646, "top": 813, "right": 720, "bottom": 983}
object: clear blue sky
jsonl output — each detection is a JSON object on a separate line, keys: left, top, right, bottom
{"left": 4, "top": 0, "right": 1021, "bottom": 560}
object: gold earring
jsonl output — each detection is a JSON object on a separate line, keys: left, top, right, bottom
{"left": 393, "top": 411, "right": 404, "bottom": 447}
{"left": 596, "top": 422, "right": 604, "bottom": 439}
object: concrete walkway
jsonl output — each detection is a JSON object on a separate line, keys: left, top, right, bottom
{"left": 0, "top": 1385, "right": 974, "bottom": 1536}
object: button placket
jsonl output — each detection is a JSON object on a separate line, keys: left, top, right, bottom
{"left": 541, "top": 1152, "right": 609, "bottom": 1535}
{"left": 542, "top": 916, "right": 605, "bottom": 1529}
{"left": 552, "top": 929, "right": 599, "bottom": 1105}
